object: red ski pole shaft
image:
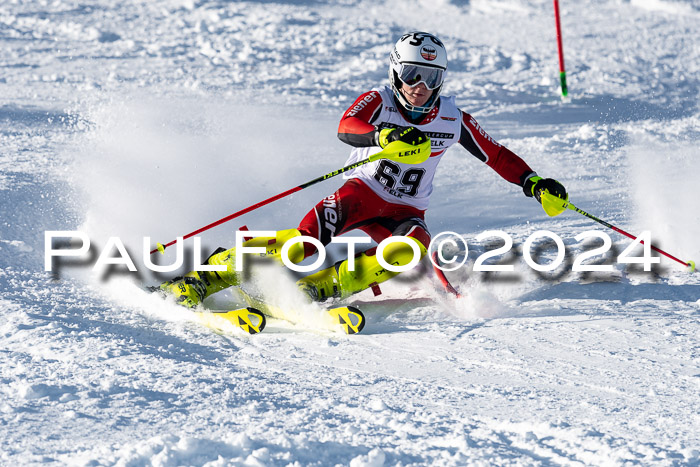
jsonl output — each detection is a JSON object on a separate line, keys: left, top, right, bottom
{"left": 553, "top": 0, "right": 568, "bottom": 96}
{"left": 150, "top": 138, "right": 432, "bottom": 255}
{"left": 566, "top": 202, "right": 694, "bottom": 269}
{"left": 150, "top": 157, "right": 370, "bottom": 255}
{"left": 150, "top": 186, "right": 302, "bottom": 254}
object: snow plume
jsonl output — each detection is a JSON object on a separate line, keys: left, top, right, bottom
{"left": 244, "top": 262, "right": 342, "bottom": 332}
{"left": 626, "top": 126, "right": 700, "bottom": 267}
{"left": 450, "top": 287, "right": 512, "bottom": 319}
{"left": 66, "top": 92, "right": 338, "bottom": 284}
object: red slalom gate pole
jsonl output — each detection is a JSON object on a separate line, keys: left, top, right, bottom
{"left": 553, "top": 0, "right": 568, "bottom": 97}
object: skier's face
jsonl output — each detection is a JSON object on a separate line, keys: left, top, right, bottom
{"left": 400, "top": 82, "right": 433, "bottom": 108}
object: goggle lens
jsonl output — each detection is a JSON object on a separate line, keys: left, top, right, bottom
{"left": 399, "top": 65, "right": 443, "bottom": 90}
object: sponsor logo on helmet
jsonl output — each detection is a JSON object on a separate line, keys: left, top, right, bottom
{"left": 421, "top": 46, "right": 437, "bottom": 61}
{"left": 400, "top": 32, "right": 444, "bottom": 49}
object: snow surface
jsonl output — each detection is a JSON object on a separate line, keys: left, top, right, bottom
{"left": 1, "top": 0, "right": 699, "bottom": 465}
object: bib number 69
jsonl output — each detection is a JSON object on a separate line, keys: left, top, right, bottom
{"left": 374, "top": 160, "right": 425, "bottom": 197}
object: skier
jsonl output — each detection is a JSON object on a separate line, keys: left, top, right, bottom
{"left": 158, "top": 31, "right": 567, "bottom": 307}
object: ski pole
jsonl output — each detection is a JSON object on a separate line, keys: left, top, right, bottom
{"left": 541, "top": 193, "right": 696, "bottom": 272}
{"left": 553, "top": 0, "right": 568, "bottom": 97}
{"left": 150, "top": 138, "right": 431, "bottom": 255}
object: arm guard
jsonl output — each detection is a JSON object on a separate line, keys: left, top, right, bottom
{"left": 338, "top": 91, "right": 383, "bottom": 147}
{"left": 459, "top": 112, "right": 535, "bottom": 187}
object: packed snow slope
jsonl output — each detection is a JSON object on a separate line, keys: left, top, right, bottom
{"left": 1, "top": 0, "right": 699, "bottom": 465}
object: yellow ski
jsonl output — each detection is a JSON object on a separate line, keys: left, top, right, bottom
{"left": 325, "top": 305, "right": 365, "bottom": 335}
{"left": 235, "top": 289, "right": 365, "bottom": 335}
{"left": 193, "top": 307, "right": 266, "bottom": 335}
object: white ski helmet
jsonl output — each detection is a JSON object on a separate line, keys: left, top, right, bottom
{"left": 389, "top": 32, "right": 448, "bottom": 114}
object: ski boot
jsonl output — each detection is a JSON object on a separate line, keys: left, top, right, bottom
{"left": 157, "top": 229, "right": 306, "bottom": 307}
{"left": 297, "top": 236, "right": 427, "bottom": 301}
{"left": 158, "top": 269, "right": 229, "bottom": 308}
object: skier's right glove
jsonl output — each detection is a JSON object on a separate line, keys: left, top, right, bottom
{"left": 376, "top": 126, "right": 427, "bottom": 148}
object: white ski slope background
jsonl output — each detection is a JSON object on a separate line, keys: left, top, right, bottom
{"left": 1, "top": 0, "right": 699, "bottom": 465}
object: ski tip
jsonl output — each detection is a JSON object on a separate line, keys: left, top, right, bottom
{"left": 199, "top": 308, "right": 266, "bottom": 335}
{"left": 242, "top": 307, "right": 266, "bottom": 334}
{"left": 688, "top": 260, "right": 696, "bottom": 273}
{"left": 228, "top": 307, "right": 265, "bottom": 334}
{"left": 330, "top": 305, "right": 365, "bottom": 335}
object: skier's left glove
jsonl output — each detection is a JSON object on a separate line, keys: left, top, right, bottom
{"left": 523, "top": 176, "right": 567, "bottom": 203}
{"left": 375, "top": 126, "right": 427, "bottom": 148}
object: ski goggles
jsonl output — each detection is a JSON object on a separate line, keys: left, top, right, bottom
{"left": 397, "top": 64, "right": 444, "bottom": 90}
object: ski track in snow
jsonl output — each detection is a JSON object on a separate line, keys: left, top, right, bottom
{"left": 1, "top": 0, "right": 699, "bottom": 465}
